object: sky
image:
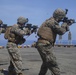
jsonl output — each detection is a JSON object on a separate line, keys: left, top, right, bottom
{"left": 0, "top": 0, "right": 76, "bottom": 45}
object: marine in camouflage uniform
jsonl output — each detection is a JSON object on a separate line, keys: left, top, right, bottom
{"left": 6, "top": 17, "right": 34, "bottom": 75}
{"left": 0, "top": 20, "right": 3, "bottom": 34}
{"left": 0, "top": 19, "right": 7, "bottom": 34}
{"left": 36, "top": 8, "right": 74, "bottom": 75}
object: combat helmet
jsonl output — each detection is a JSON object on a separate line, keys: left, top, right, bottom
{"left": 0, "top": 19, "right": 3, "bottom": 25}
{"left": 53, "top": 8, "right": 66, "bottom": 20}
{"left": 17, "top": 16, "right": 28, "bottom": 24}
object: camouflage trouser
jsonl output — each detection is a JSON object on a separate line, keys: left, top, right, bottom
{"left": 6, "top": 42, "right": 23, "bottom": 74}
{"left": 36, "top": 42, "right": 60, "bottom": 75}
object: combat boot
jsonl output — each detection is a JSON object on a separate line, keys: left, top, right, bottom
{"left": 8, "top": 70, "right": 16, "bottom": 75}
{"left": 18, "top": 72, "right": 23, "bottom": 75}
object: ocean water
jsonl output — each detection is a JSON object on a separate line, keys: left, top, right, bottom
{"left": 0, "top": 40, "right": 36, "bottom": 46}
{"left": 56, "top": 40, "right": 76, "bottom": 45}
{"left": 0, "top": 40, "right": 76, "bottom": 46}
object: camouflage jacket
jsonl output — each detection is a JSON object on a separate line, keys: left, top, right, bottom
{"left": 8, "top": 24, "right": 31, "bottom": 44}
{"left": 37, "top": 17, "right": 69, "bottom": 44}
{"left": 11, "top": 24, "right": 31, "bottom": 36}
{"left": 40, "top": 17, "right": 69, "bottom": 35}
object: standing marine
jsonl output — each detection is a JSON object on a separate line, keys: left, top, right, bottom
{"left": 5, "top": 16, "right": 35, "bottom": 75}
{"left": 36, "top": 8, "right": 74, "bottom": 75}
{"left": 0, "top": 19, "right": 7, "bottom": 34}
{"left": 0, "top": 19, "right": 3, "bottom": 34}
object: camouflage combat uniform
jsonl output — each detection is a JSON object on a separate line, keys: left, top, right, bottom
{"left": 6, "top": 17, "right": 31, "bottom": 75}
{"left": 0, "top": 20, "right": 3, "bottom": 34}
{"left": 0, "top": 28, "right": 2, "bottom": 34}
{"left": 36, "top": 8, "right": 73, "bottom": 75}
{"left": 0, "top": 20, "right": 6, "bottom": 34}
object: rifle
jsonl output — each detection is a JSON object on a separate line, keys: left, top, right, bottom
{"left": 0, "top": 24, "right": 7, "bottom": 28}
{"left": 25, "top": 23, "right": 38, "bottom": 34}
{"left": 61, "top": 17, "right": 76, "bottom": 25}
{"left": 0, "top": 24, "right": 7, "bottom": 33}
{"left": 61, "top": 9, "right": 76, "bottom": 25}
